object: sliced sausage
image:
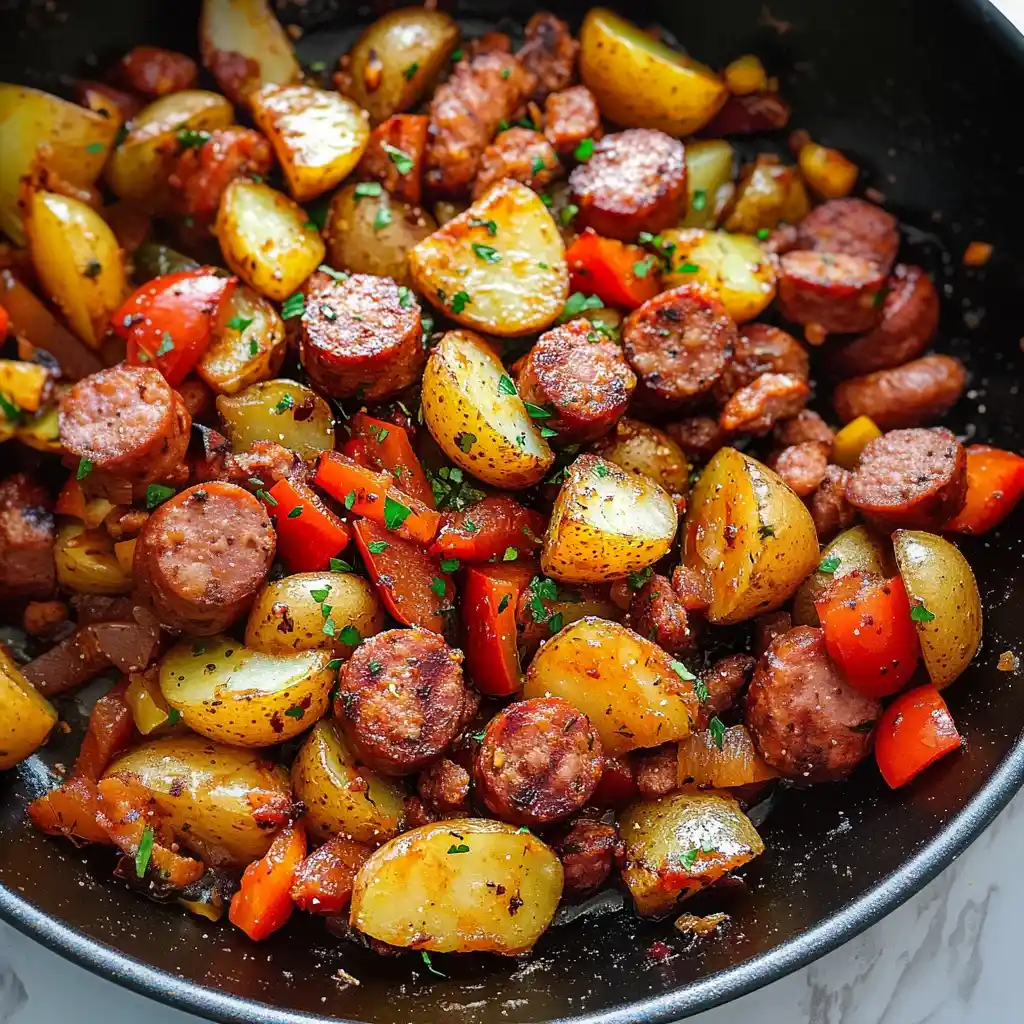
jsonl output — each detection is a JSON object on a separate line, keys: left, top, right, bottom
{"left": 569, "top": 129, "right": 687, "bottom": 241}
{"left": 844, "top": 427, "right": 967, "bottom": 530}
{"left": 355, "top": 114, "right": 428, "bottom": 206}
{"left": 714, "top": 323, "right": 809, "bottom": 403}
{"left": 468, "top": 31, "right": 513, "bottom": 57}
{"left": 699, "top": 653, "right": 755, "bottom": 728}
{"left": 472, "top": 127, "right": 562, "bottom": 199}
{"left": 516, "top": 318, "right": 635, "bottom": 442}
{"left": 664, "top": 416, "right": 726, "bottom": 462}
{"left": 623, "top": 284, "right": 736, "bottom": 411}
{"left": 670, "top": 564, "right": 714, "bottom": 612}
{"left": 473, "top": 696, "right": 603, "bottom": 826}
{"left": 808, "top": 465, "right": 857, "bottom": 541}
{"left": 291, "top": 836, "right": 371, "bottom": 915}
{"left": 762, "top": 222, "right": 799, "bottom": 256}
{"left": 193, "top": 440, "right": 303, "bottom": 492}
{"left": 544, "top": 85, "right": 603, "bottom": 157}
{"left": 336, "top": 628, "right": 469, "bottom": 776}
{"left": 133, "top": 482, "right": 275, "bottom": 634}
{"left": 516, "top": 12, "right": 579, "bottom": 102}
{"left": 770, "top": 440, "right": 830, "bottom": 497}
{"left": 0, "top": 474, "right": 55, "bottom": 599}
{"left": 416, "top": 758, "right": 471, "bottom": 814}
{"left": 702, "top": 91, "right": 791, "bottom": 136}
{"left": 832, "top": 354, "right": 967, "bottom": 430}
{"left": 624, "top": 573, "right": 696, "bottom": 655}
{"left": 114, "top": 46, "right": 197, "bottom": 97}
{"left": 828, "top": 265, "right": 941, "bottom": 378}
{"left": 300, "top": 271, "right": 424, "bottom": 401}
{"left": 633, "top": 744, "right": 678, "bottom": 797}
{"left": 753, "top": 611, "right": 793, "bottom": 658}
{"left": 773, "top": 409, "right": 834, "bottom": 448}
{"left": 796, "top": 198, "right": 899, "bottom": 274}
{"left": 549, "top": 817, "right": 623, "bottom": 898}
{"left": 719, "top": 372, "right": 810, "bottom": 436}
{"left": 744, "top": 626, "right": 881, "bottom": 782}
{"left": 777, "top": 251, "right": 887, "bottom": 335}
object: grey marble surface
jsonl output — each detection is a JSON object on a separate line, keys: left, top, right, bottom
{"left": 0, "top": 787, "right": 1021, "bottom": 1024}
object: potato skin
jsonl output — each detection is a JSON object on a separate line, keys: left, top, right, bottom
{"left": 590, "top": 418, "right": 690, "bottom": 498}
{"left": 349, "top": 818, "right": 563, "bottom": 954}
{"left": 681, "top": 140, "right": 734, "bottom": 229}
{"left": 0, "top": 646, "right": 57, "bottom": 770}
{"left": 54, "top": 523, "right": 132, "bottom": 595}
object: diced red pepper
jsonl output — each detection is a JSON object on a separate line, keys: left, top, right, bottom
{"left": 75, "top": 678, "right": 136, "bottom": 782}
{"left": 0, "top": 303, "right": 9, "bottom": 339}
{"left": 55, "top": 478, "right": 88, "bottom": 520}
{"left": 565, "top": 228, "right": 661, "bottom": 310}
{"left": 874, "top": 685, "right": 961, "bottom": 789}
{"left": 348, "top": 412, "right": 435, "bottom": 507}
{"left": 429, "top": 496, "right": 546, "bottom": 563}
{"left": 116, "top": 268, "right": 237, "bottom": 386}
{"left": 290, "top": 836, "right": 371, "bottom": 915}
{"left": 944, "top": 444, "right": 1024, "bottom": 535}
{"left": 229, "top": 827, "right": 307, "bottom": 941}
{"left": 263, "top": 477, "right": 350, "bottom": 573}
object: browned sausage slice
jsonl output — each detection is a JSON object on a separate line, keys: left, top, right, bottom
{"left": 473, "top": 696, "right": 603, "bottom": 826}
{"left": 773, "top": 408, "right": 834, "bottom": 448}
{"left": 569, "top": 129, "right": 687, "bottom": 241}
{"left": 133, "top": 482, "right": 275, "bottom": 634}
{"left": 416, "top": 758, "right": 471, "bottom": 815}
{"left": 664, "top": 417, "right": 726, "bottom": 462}
{"left": 777, "top": 251, "right": 887, "bottom": 335}
{"left": 714, "top": 323, "right": 809, "bottom": 403}
{"left": 698, "top": 653, "right": 756, "bottom": 728}
{"left": 832, "top": 354, "right": 967, "bottom": 429}
{"left": 719, "top": 372, "right": 810, "bottom": 436}
{"left": 844, "top": 427, "right": 967, "bottom": 530}
{"left": 0, "top": 474, "right": 55, "bottom": 599}
{"left": 769, "top": 440, "right": 830, "bottom": 497}
{"left": 744, "top": 626, "right": 881, "bottom": 782}
{"left": 472, "top": 127, "right": 562, "bottom": 199}
{"left": 796, "top": 198, "right": 899, "bottom": 274}
{"left": 516, "top": 12, "right": 579, "bottom": 102}
{"left": 336, "top": 628, "right": 469, "bottom": 776}
{"left": 808, "top": 465, "right": 857, "bottom": 541}
{"left": 549, "top": 817, "right": 623, "bottom": 897}
{"left": 624, "top": 572, "right": 696, "bottom": 655}
{"left": 544, "top": 85, "right": 602, "bottom": 157}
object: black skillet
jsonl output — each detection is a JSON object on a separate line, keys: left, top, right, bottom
{"left": 2, "top": 0, "right": 1024, "bottom": 1021}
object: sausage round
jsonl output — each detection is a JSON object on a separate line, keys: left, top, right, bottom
{"left": 569, "top": 129, "right": 687, "bottom": 241}
{"left": 699, "top": 653, "right": 755, "bottom": 728}
{"left": 624, "top": 572, "right": 695, "bottom": 655}
{"left": 623, "top": 284, "right": 736, "bottom": 410}
{"left": 777, "top": 251, "right": 887, "bottom": 334}
{"left": 808, "top": 465, "right": 857, "bottom": 541}
{"left": 832, "top": 354, "right": 967, "bottom": 429}
{"left": 300, "top": 271, "right": 424, "bottom": 401}
{"left": 773, "top": 408, "right": 835, "bottom": 448}
{"left": 516, "top": 318, "right": 636, "bottom": 442}
{"left": 416, "top": 757, "right": 471, "bottom": 814}
{"left": 845, "top": 427, "right": 967, "bottom": 530}
{"left": 473, "top": 696, "right": 604, "bottom": 826}
{"left": 664, "top": 416, "right": 726, "bottom": 462}
{"left": 0, "top": 473, "right": 56, "bottom": 599}
{"left": 769, "top": 440, "right": 830, "bottom": 497}
{"left": 336, "top": 628, "right": 469, "bottom": 776}
{"left": 544, "top": 85, "right": 602, "bottom": 157}
{"left": 796, "top": 198, "right": 899, "bottom": 274}
{"left": 133, "top": 482, "right": 275, "bottom": 634}
{"left": 719, "top": 372, "right": 810, "bottom": 436}
{"left": 828, "top": 264, "right": 940, "bottom": 377}
{"left": 549, "top": 817, "right": 623, "bottom": 898}
{"left": 472, "top": 127, "right": 562, "bottom": 199}
{"left": 115, "top": 45, "right": 197, "bottom": 97}
{"left": 744, "top": 626, "right": 881, "bottom": 782}
{"left": 516, "top": 12, "right": 579, "bottom": 102}
{"left": 714, "top": 323, "right": 809, "bottom": 403}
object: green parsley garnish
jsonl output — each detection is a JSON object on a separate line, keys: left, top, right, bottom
{"left": 177, "top": 128, "right": 210, "bottom": 148}
{"left": 497, "top": 594, "right": 511, "bottom": 614}
{"left": 547, "top": 612, "right": 564, "bottom": 633}
{"left": 439, "top": 557, "right": 460, "bottom": 573}
{"left": 281, "top": 293, "right": 305, "bottom": 319}
{"left": 472, "top": 243, "right": 501, "bottom": 264}
{"left": 502, "top": 546, "right": 518, "bottom": 561}
{"left": 343, "top": 490, "right": 357, "bottom": 510}
{"left": 287, "top": 505, "right": 303, "bottom": 519}
{"left": 669, "top": 659, "right": 697, "bottom": 682}
{"left": 574, "top": 138, "right": 595, "bottom": 161}
{"left": 693, "top": 676, "right": 710, "bottom": 703}
{"left": 326, "top": 659, "right": 342, "bottom": 670}
{"left": 135, "top": 825, "right": 155, "bottom": 878}
{"left": 226, "top": 315, "right": 254, "bottom": 333}
{"left": 593, "top": 464, "right": 609, "bottom": 478}
{"left": 167, "top": 708, "right": 182, "bottom": 726}
{"left": 633, "top": 257, "right": 655, "bottom": 278}
{"left": 468, "top": 217, "right": 498, "bottom": 236}
{"left": 447, "top": 843, "right": 470, "bottom": 854}
{"left": 397, "top": 285, "right": 414, "bottom": 309}
{"left": 310, "top": 587, "right": 331, "bottom": 603}
{"left": 284, "top": 705, "right": 305, "bottom": 719}
{"left": 354, "top": 181, "right": 383, "bottom": 198}
{"left": 451, "top": 290, "right": 471, "bottom": 314}
{"left": 911, "top": 603, "right": 936, "bottom": 623}
{"left": 256, "top": 489, "right": 277, "bottom": 506}
{"left": 456, "top": 431, "right": 477, "bottom": 453}
{"left": 373, "top": 203, "right": 393, "bottom": 231}
{"left": 559, "top": 203, "right": 579, "bottom": 227}
{"left": 531, "top": 155, "right": 546, "bottom": 176}
{"left": 383, "top": 495, "right": 412, "bottom": 531}
{"left": 627, "top": 566, "right": 653, "bottom": 590}
{"left": 339, "top": 625, "right": 360, "bottom": 645}
{"left": 677, "top": 261, "right": 700, "bottom": 274}
{"left": 249, "top": 338, "right": 259, "bottom": 356}
{"left": 497, "top": 374, "right": 516, "bottom": 396}
{"left": 330, "top": 558, "right": 354, "bottom": 572}
{"left": 367, "top": 540, "right": 389, "bottom": 554}
{"left": 560, "top": 291, "right": 603, "bottom": 321}
{"left": 756, "top": 227, "right": 770, "bottom": 240}
{"left": 524, "top": 402, "right": 551, "bottom": 419}
{"left": 420, "top": 951, "right": 445, "bottom": 977}
{"left": 86, "top": 141, "right": 104, "bottom": 154}
{"left": 430, "top": 577, "right": 447, "bottom": 597}
{"left": 403, "top": 62, "right": 419, "bottom": 81}
{"left": 708, "top": 716, "right": 727, "bottom": 750}
{"left": 76, "top": 458, "right": 94, "bottom": 481}
{"left": 0, "top": 393, "right": 21, "bottom": 422}
{"left": 318, "top": 264, "right": 348, "bottom": 282}
{"left": 382, "top": 142, "right": 415, "bottom": 175}
{"left": 145, "top": 484, "right": 175, "bottom": 510}
{"left": 818, "top": 555, "right": 842, "bottom": 574}
{"left": 691, "top": 189, "right": 707, "bottom": 211}
{"left": 273, "top": 393, "right": 294, "bottom": 414}
{"left": 155, "top": 332, "right": 174, "bottom": 357}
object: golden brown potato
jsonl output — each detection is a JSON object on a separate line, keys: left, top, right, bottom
{"left": 681, "top": 139, "right": 735, "bottom": 229}
{"left": 216, "top": 378, "right": 335, "bottom": 459}
{"left": 722, "top": 156, "right": 810, "bottom": 236}
{"left": 0, "top": 646, "right": 57, "bottom": 770}
{"left": 674, "top": 725, "right": 779, "bottom": 789}
{"left": 0, "top": 361, "right": 50, "bottom": 412}
{"left": 124, "top": 669, "right": 174, "bottom": 736}
{"left": 16, "top": 401, "right": 62, "bottom": 454}
{"left": 590, "top": 418, "right": 690, "bottom": 498}
{"left": 54, "top": 523, "right": 131, "bottom": 595}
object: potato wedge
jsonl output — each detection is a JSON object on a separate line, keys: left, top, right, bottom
{"left": 660, "top": 228, "right": 775, "bottom": 324}
{"left": 541, "top": 453, "right": 677, "bottom": 584}
{"left": 0, "top": 360, "right": 50, "bottom": 413}
{"left": 619, "top": 790, "right": 764, "bottom": 915}
{"left": 893, "top": 530, "right": 982, "bottom": 689}
{"left": 422, "top": 330, "right": 554, "bottom": 488}
{"left": 292, "top": 719, "right": 406, "bottom": 845}
{"left": 105, "top": 735, "right": 292, "bottom": 866}
{"left": 579, "top": 8, "right": 727, "bottom": 137}
{"left": 245, "top": 572, "right": 384, "bottom": 658}
{"left": 0, "top": 84, "right": 121, "bottom": 245}
{"left": 215, "top": 178, "right": 325, "bottom": 301}
{"left": 523, "top": 616, "right": 698, "bottom": 755}
{"left": 158, "top": 634, "right": 335, "bottom": 747}
{"left": 343, "top": 8, "right": 459, "bottom": 124}
{"left": 250, "top": 84, "right": 369, "bottom": 202}
{"left": 350, "top": 818, "right": 563, "bottom": 953}
{"left": 674, "top": 725, "right": 778, "bottom": 789}
{"left": 0, "top": 646, "right": 57, "bottom": 770}
{"left": 682, "top": 140, "right": 735, "bottom": 229}
{"left": 216, "top": 378, "right": 335, "bottom": 459}
{"left": 16, "top": 401, "right": 62, "bottom": 454}
{"left": 200, "top": 0, "right": 301, "bottom": 105}
{"left": 722, "top": 156, "right": 810, "bottom": 236}
{"left": 590, "top": 418, "right": 690, "bottom": 498}
{"left": 54, "top": 522, "right": 131, "bottom": 595}
{"left": 683, "top": 447, "right": 819, "bottom": 624}
{"left": 27, "top": 192, "right": 127, "bottom": 349}
{"left": 410, "top": 179, "right": 569, "bottom": 336}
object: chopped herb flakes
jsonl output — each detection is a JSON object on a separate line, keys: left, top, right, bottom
{"left": 708, "top": 716, "right": 726, "bottom": 750}
{"left": 456, "top": 432, "right": 477, "bottom": 453}
{"left": 497, "top": 594, "right": 511, "bottom": 614}
{"left": 447, "top": 843, "right": 470, "bottom": 854}
{"left": 155, "top": 332, "right": 174, "bottom": 357}
{"left": 403, "top": 62, "right": 419, "bottom": 81}
{"left": 472, "top": 243, "right": 501, "bottom": 264}
{"left": 669, "top": 659, "right": 696, "bottom": 682}
{"left": 367, "top": 540, "right": 389, "bottom": 554}
{"left": 451, "top": 290, "right": 471, "bottom": 314}
{"left": 691, "top": 189, "right": 707, "bottom": 211}
{"left": 497, "top": 374, "right": 517, "bottom": 396}
{"left": 281, "top": 293, "right": 305, "bottom": 319}
{"left": 287, "top": 505, "right": 303, "bottom": 519}
{"left": 911, "top": 603, "right": 936, "bottom": 623}
{"left": 373, "top": 203, "right": 393, "bottom": 231}
{"left": 383, "top": 496, "right": 412, "bottom": 531}
{"left": 560, "top": 291, "right": 603, "bottom": 321}
{"left": 77, "top": 458, "right": 94, "bottom": 481}
{"left": 559, "top": 203, "right": 579, "bottom": 227}
{"left": 354, "top": 181, "right": 383, "bottom": 198}
{"left": 145, "top": 484, "right": 175, "bottom": 510}
{"left": 330, "top": 557, "right": 354, "bottom": 572}
{"left": 226, "top": 315, "right": 254, "bottom": 333}
{"left": 574, "top": 138, "right": 594, "bottom": 161}
{"left": 818, "top": 555, "right": 841, "bottom": 574}
{"left": 469, "top": 217, "right": 498, "bottom": 236}
{"left": 339, "top": 625, "right": 360, "bottom": 645}
{"left": 440, "top": 557, "right": 460, "bottom": 573}
{"left": 382, "top": 143, "right": 415, "bottom": 175}
{"left": 502, "top": 546, "right": 518, "bottom": 561}
{"left": 430, "top": 577, "right": 447, "bottom": 597}
{"left": 273, "top": 393, "right": 295, "bottom": 414}
{"left": 135, "top": 825, "right": 155, "bottom": 878}
{"left": 177, "top": 128, "right": 210, "bottom": 148}
{"left": 627, "top": 566, "right": 653, "bottom": 590}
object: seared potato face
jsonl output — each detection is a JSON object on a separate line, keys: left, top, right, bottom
{"left": 682, "top": 140, "right": 735, "bottom": 229}
{"left": 410, "top": 180, "right": 569, "bottom": 337}
{"left": 0, "top": 647, "right": 56, "bottom": 770}
{"left": 55, "top": 523, "right": 132, "bottom": 595}
{"left": 590, "top": 418, "right": 690, "bottom": 498}
{"left": 541, "top": 454, "right": 678, "bottom": 584}
{"left": 158, "top": 634, "right": 335, "bottom": 747}
{"left": 350, "top": 819, "right": 563, "bottom": 953}
{"left": 216, "top": 378, "right": 335, "bottom": 459}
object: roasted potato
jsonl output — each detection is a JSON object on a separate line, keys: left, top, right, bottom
{"left": 215, "top": 178, "right": 325, "bottom": 301}
{"left": 523, "top": 616, "right": 697, "bottom": 755}
{"left": 245, "top": 572, "right": 385, "bottom": 658}
{"left": 292, "top": 719, "right": 406, "bottom": 846}
{"left": 422, "top": 330, "right": 554, "bottom": 488}
{"left": 0, "top": 360, "right": 50, "bottom": 413}
{"left": 324, "top": 184, "right": 437, "bottom": 287}
{"left": 619, "top": 790, "right": 764, "bottom": 916}
{"left": 216, "top": 378, "right": 335, "bottom": 459}
{"left": 27, "top": 191, "right": 127, "bottom": 349}
{"left": 722, "top": 155, "right": 810, "bottom": 236}
{"left": 125, "top": 668, "right": 174, "bottom": 736}
{"left": 683, "top": 447, "right": 819, "bottom": 624}
{"left": 158, "top": 634, "right": 335, "bottom": 747}
{"left": 16, "top": 401, "right": 62, "bottom": 454}
{"left": 579, "top": 8, "right": 727, "bottom": 137}
{"left": 674, "top": 725, "right": 779, "bottom": 789}
{"left": 518, "top": 585, "right": 623, "bottom": 659}
{"left": 0, "top": 646, "right": 57, "bottom": 770}
{"left": 893, "top": 530, "right": 982, "bottom": 689}
{"left": 410, "top": 179, "right": 569, "bottom": 337}
{"left": 343, "top": 8, "right": 459, "bottom": 124}
{"left": 54, "top": 522, "right": 131, "bottom": 595}
{"left": 541, "top": 454, "right": 677, "bottom": 584}
{"left": 590, "top": 418, "right": 690, "bottom": 498}
{"left": 105, "top": 735, "right": 292, "bottom": 866}
{"left": 682, "top": 139, "right": 735, "bottom": 229}
{"left": 250, "top": 84, "right": 370, "bottom": 201}
{"left": 350, "top": 819, "right": 563, "bottom": 953}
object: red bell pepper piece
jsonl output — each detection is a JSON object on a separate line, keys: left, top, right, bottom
{"left": 565, "top": 228, "right": 661, "bottom": 311}
{"left": 229, "top": 826, "right": 307, "bottom": 941}
{"left": 75, "top": 678, "right": 136, "bottom": 782}
{"left": 352, "top": 519, "right": 453, "bottom": 634}
{"left": 429, "top": 496, "right": 546, "bottom": 563}
{"left": 944, "top": 444, "right": 1024, "bottom": 535}
{"left": 55, "top": 478, "right": 88, "bottom": 520}
{"left": 815, "top": 572, "right": 920, "bottom": 698}
{"left": 874, "top": 685, "right": 961, "bottom": 789}
{"left": 263, "top": 477, "right": 350, "bottom": 573}
{"left": 116, "top": 268, "right": 237, "bottom": 386}
{"left": 0, "top": 303, "right": 9, "bottom": 339}
{"left": 315, "top": 451, "right": 440, "bottom": 546}
{"left": 290, "top": 835, "right": 371, "bottom": 915}
{"left": 348, "top": 412, "right": 435, "bottom": 507}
